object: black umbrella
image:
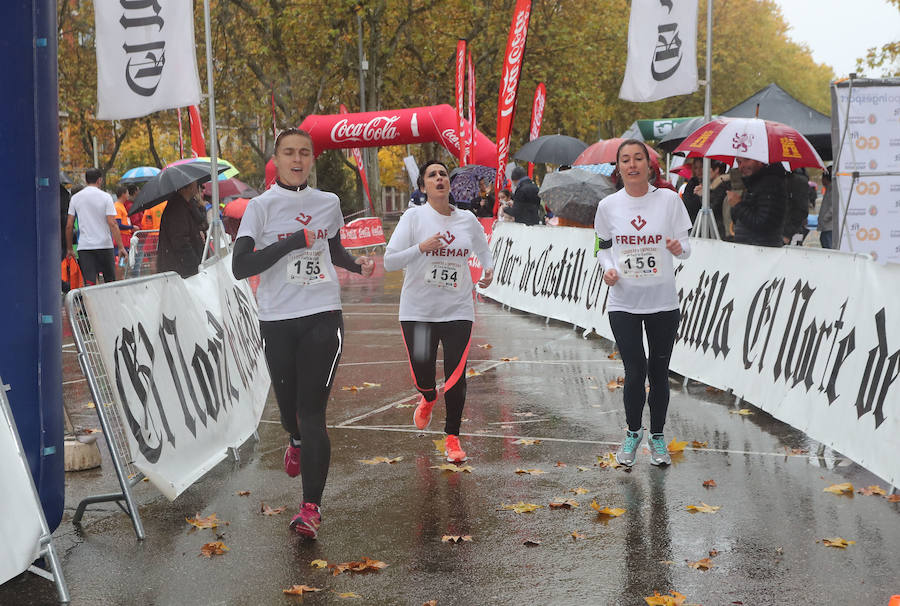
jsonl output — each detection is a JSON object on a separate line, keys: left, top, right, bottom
{"left": 131, "top": 161, "right": 229, "bottom": 215}
{"left": 513, "top": 134, "right": 588, "bottom": 166}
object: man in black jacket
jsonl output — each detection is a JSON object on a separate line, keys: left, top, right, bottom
{"left": 726, "top": 157, "right": 786, "bottom": 247}
{"left": 502, "top": 166, "right": 542, "bottom": 225}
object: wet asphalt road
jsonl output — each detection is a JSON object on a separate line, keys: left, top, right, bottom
{"left": 3, "top": 259, "right": 899, "bottom": 606}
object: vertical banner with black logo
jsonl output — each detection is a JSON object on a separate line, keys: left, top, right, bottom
{"left": 831, "top": 80, "right": 900, "bottom": 263}
{"left": 619, "top": 0, "right": 698, "bottom": 103}
{"left": 96, "top": 2, "right": 202, "bottom": 120}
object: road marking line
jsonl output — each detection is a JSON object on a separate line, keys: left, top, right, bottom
{"left": 63, "top": 378, "right": 86, "bottom": 385}
{"left": 487, "top": 419, "right": 548, "bottom": 425}
{"left": 331, "top": 425, "right": 839, "bottom": 459}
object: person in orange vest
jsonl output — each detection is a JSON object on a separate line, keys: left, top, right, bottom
{"left": 114, "top": 185, "right": 136, "bottom": 250}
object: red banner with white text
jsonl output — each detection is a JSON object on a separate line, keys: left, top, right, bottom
{"left": 340, "top": 217, "right": 387, "bottom": 250}
{"left": 494, "top": 0, "right": 532, "bottom": 190}
{"left": 528, "top": 82, "right": 546, "bottom": 178}
{"left": 340, "top": 104, "right": 375, "bottom": 216}
{"left": 456, "top": 40, "right": 469, "bottom": 166}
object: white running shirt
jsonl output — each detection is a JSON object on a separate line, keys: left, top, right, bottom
{"left": 237, "top": 185, "right": 345, "bottom": 321}
{"left": 593, "top": 187, "right": 692, "bottom": 314}
{"left": 384, "top": 204, "right": 494, "bottom": 322}
{"left": 68, "top": 185, "right": 115, "bottom": 250}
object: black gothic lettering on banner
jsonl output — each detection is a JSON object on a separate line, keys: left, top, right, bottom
{"left": 676, "top": 268, "right": 733, "bottom": 359}
{"left": 120, "top": 0, "right": 166, "bottom": 96}
{"left": 114, "top": 324, "right": 174, "bottom": 463}
{"left": 854, "top": 308, "right": 900, "bottom": 429}
{"left": 651, "top": 1, "right": 683, "bottom": 81}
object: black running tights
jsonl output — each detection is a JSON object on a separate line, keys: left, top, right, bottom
{"left": 401, "top": 320, "right": 472, "bottom": 436}
{"left": 260, "top": 311, "right": 343, "bottom": 505}
{"left": 608, "top": 310, "right": 680, "bottom": 434}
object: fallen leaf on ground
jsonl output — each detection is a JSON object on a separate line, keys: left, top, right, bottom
{"left": 341, "top": 385, "right": 361, "bottom": 392}
{"left": 359, "top": 456, "right": 404, "bottom": 465}
{"left": 515, "top": 468, "right": 545, "bottom": 475}
{"left": 423, "top": 601, "right": 438, "bottom": 606}
{"left": 549, "top": 499, "right": 579, "bottom": 509}
{"left": 523, "top": 539, "right": 541, "bottom": 547}
{"left": 691, "top": 440, "right": 708, "bottom": 448}
{"left": 501, "top": 502, "right": 543, "bottom": 514}
{"left": 822, "top": 537, "right": 855, "bottom": 548}
{"left": 577, "top": 466, "right": 591, "bottom": 472}
{"left": 591, "top": 501, "right": 625, "bottom": 517}
{"left": 858, "top": 485, "right": 886, "bottom": 496}
{"left": 512, "top": 438, "right": 542, "bottom": 445}
{"left": 283, "top": 585, "right": 322, "bottom": 595}
{"left": 396, "top": 403, "right": 413, "bottom": 408}
{"left": 260, "top": 503, "right": 287, "bottom": 516}
{"left": 337, "top": 592, "right": 362, "bottom": 599}
{"left": 466, "top": 369, "right": 481, "bottom": 377}
{"left": 705, "top": 386, "right": 723, "bottom": 394}
{"left": 432, "top": 437, "right": 446, "bottom": 453}
{"left": 236, "top": 490, "right": 251, "bottom": 496}
{"left": 310, "top": 559, "right": 328, "bottom": 568}
{"left": 709, "top": 549, "right": 720, "bottom": 557}
{"left": 607, "top": 377, "right": 624, "bottom": 391}
{"left": 186, "top": 513, "right": 223, "bottom": 529}
{"left": 199, "top": 541, "right": 229, "bottom": 557}
{"left": 556, "top": 461, "right": 567, "bottom": 467}
{"left": 362, "top": 381, "right": 381, "bottom": 388}
{"left": 823, "top": 482, "right": 854, "bottom": 495}
{"left": 686, "top": 503, "right": 721, "bottom": 514}
{"left": 659, "top": 560, "right": 677, "bottom": 566}
{"left": 441, "top": 535, "right": 473, "bottom": 543}
{"left": 597, "top": 452, "right": 623, "bottom": 469}
{"left": 608, "top": 351, "right": 619, "bottom": 360}
{"left": 571, "top": 531, "right": 585, "bottom": 540}
{"left": 430, "top": 464, "right": 473, "bottom": 473}
{"left": 667, "top": 438, "right": 688, "bottom": 453}
{"left": 477, "top": 343, "right": 493, "bottom": 349}
{"left": 886, "top": 494, "right": 900, "bottom": 502}
{"left": 83, "top": 402, "right": 95, "bottom": 409}
{"left": 702, "top": 479, "right": 717, "bottom": 488}
{"left": 500, "top": 356, "right": 519, "bottom": 362}
{"left": 570, "top": 487, "right": 590, "bottom": 495}
{"left": 328, "top": 557, "right": 388, "bottom": 576}
{"left": 730, "top": 408, "right": 754, "bottom": 415}
{"left": 687, "top": 557, "right": 714, "bottom": 570}
{"left": 644, "top": 590, "right": 687, "bottom": 606}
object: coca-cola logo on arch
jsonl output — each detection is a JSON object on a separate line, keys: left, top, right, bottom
{"left": 442, "top": 128, "right": 460, "bottom": 146}
{"left": 331, "top": 115, "right": 401, "bottom": 144}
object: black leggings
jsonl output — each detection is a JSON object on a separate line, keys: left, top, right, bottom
{"left": 608, "top": 310, "right": 680, "bottom": 434}
{"left": 401, "top": 320, "right": 472, "bottom": 436}
{"left": 260, "top": 311, "right": 343, "bottom": 505}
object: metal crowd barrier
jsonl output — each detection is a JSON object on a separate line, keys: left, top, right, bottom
{"left": 126, "top": 229, "right": 159, "bottom": 278}
{"left": 63, "top": 278, "right": 172, "bottom": 540}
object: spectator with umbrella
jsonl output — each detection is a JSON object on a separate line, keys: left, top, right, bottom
{"left": 130, "top": 160, "right": 228, "bottom": 278}
{"left": 502, "top": 166, "right": 542, "bottom": 225}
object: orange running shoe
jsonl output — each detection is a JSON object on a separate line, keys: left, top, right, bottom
{"left": 413, "top": 395, "right": 436, "bottom": 430}
{"left": 444, "top": 435, "right": 467, "bottom": 463}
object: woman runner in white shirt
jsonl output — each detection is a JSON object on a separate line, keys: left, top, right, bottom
{"left": 593, "top": 139, "right": 692, "bottom": 467}
{"left": 384, "top": 160, "right": 494, "bottom": 463}
{"left": 232, "top": 128, "right": 374, "bottom": 539}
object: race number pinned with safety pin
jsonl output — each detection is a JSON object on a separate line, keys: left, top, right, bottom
{"left": 618, "top": 245, "right": 664, "bottom": 281}
{"left": 286, "top": 248, "right": 331, "bottom": 286}
{"left": 425, "top": 260, "right": 461, "bottom": 289}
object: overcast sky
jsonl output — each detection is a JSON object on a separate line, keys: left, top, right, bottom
{"left": 772, "top": 0, "right": 900, "bottom": 78}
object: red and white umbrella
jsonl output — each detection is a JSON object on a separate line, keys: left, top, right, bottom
{"left": 673, "top": 117, "right": 825, "bottom": 170}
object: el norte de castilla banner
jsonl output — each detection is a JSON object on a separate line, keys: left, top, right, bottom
{"left": 79, "top": 256, "right": 270, "bottom": 500}
{"left": 480, "top": 223, "right": 900, "bottom": 486}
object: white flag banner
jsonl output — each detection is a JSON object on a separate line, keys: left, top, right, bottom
{"left": 619, "top": 0, "right": 698, "bottom": 103}
{"left": 95, "top": 1, "right": 202, "bottom": 120}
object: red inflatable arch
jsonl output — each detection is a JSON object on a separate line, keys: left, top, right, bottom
{"left": 265, "top": 104, "right": 497, "bottom": 187}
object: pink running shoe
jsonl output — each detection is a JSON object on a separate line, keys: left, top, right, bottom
{"left": 413, "top": 395, "right": 436, "bottom": 430}
{"left": 444, "top": 435, "right": 467, "bottom": 463}
{"left": 284, "top": 444, "right": 301, "bottom": 478}
{"left": 289, "top": 502, "right": 321, "bottom": 539}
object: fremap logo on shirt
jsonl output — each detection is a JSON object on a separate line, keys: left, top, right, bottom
{"left": 630, "top": 215, "right": 647, "bottom": 231}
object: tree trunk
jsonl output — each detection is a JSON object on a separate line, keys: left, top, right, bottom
{"left": 146, "top": 119, "right": 163, "bottom": 168}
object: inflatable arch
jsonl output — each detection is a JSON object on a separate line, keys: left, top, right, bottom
{"left": 265, "top": 104, "right": 497, "bottom": 186}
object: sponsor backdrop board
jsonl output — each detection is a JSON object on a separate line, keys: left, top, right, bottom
{"left": 79, "top": 255, "right": 270, "bottom": 500}
{"left": 481, "top": 223, "right": 900, "bottom": 486}
{"left": 831, "top": 80, "right": 900, "bottom": 263}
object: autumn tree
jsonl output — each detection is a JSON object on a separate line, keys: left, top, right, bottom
{"left": 855, "top": 0, "right": 900, "bottom": 76}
